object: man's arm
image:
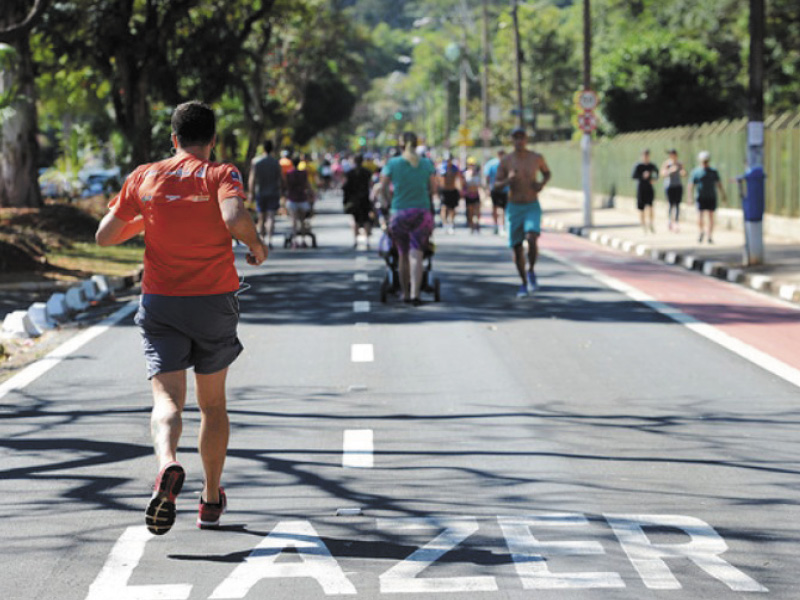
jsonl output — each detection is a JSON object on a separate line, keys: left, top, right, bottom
{"left": 96, "top": 212, "right": 144, "bottom": 247}
{"left": 221, "top": 197, "right": 268, "bottom": 265}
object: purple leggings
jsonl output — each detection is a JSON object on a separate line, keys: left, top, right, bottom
{"left": 389, "top": 208, "right": 433, "bottom": 255}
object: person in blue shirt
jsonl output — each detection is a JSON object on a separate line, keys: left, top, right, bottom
{"left": 484, "top": 148, "right": 508, "bottom": 235}
{"left": 687, "top": 151, "right": 727, "bottom": 244}
{"left": 377, "top": 132, "right": 437, "bottom": 305}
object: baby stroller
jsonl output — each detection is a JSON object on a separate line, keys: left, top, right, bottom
{"left": 378, "top": 232, "right": 441, "bottom": 303}
{"left": 283, "top": 204, "right": 317, "bottom": 248}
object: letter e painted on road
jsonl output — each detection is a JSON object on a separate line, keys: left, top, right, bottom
{"left": 498, "top": 514, "right": 625, "bottom": 589}
{"left": 210, "top": 520, "right": 356, "bottom": 598}
{"left": 85, "top": 526, "right": 192, "bottom": 600}
{"left": 606, "top": 514, "right": 768, "bottom": 592}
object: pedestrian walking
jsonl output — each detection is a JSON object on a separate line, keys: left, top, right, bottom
{"left": 248, "top": 140, "right": 284, "bottom": 249}
{"left": 437, "top": 152, "right": 462, "bottom": 234}
{"left": 494, "top": 127, "right": 551, "bottom": 297}
{"left": 95, "top": 101, "right": 268, "bottom": 535}
{"left": 688, "top": 150, "right": 727, "bottom": 244}
{"left": 342, "top": 153, "right": 376, "bottom": 249}
{"left": 463, "top": 156, "right": 482, "bottom": 234}
{"left": 660, "top": 149, "right": 686, "bottom": 232}
{"left": 484, "top": 148, "right": 508, "bottom": 235}
{"left": 376, "top": 131, "right": 436, "bottom": 306}
{"left": 632, "top": 149, "right": 659, "bottom": 233}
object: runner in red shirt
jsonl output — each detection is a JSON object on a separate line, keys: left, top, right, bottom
{"left": 96, "top": 101, "right": 268, "bottom": 534}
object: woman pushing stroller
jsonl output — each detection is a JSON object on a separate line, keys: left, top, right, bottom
{"left": 375, "top": 132, "right": 436, "bottom": 306}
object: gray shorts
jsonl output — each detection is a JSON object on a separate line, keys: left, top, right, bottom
{"left": 135, "top": 293, "right": 243, "bottom": 379}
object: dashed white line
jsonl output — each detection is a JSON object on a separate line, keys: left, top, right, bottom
{"left": 353, "top": 301, "right": 371, "bottom": 313}
{"left": 354, "top": 273, "right": 369, "bottom": 282}
{"left": 343, "top": 429, "right": 374, "bottom": 468}
{"left": 351, "top": 344, "right": 374, "bottom": 362}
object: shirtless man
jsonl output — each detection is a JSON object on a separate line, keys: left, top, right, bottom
{"left": 494, "top": 127, "right": 551, "bottom": 297}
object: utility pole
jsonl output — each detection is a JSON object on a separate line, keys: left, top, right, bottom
{"left": 481, "top": 0, "right": 490, "bottom": 164}
{"left": 511, "top": 0, "right": 524, "bottom": 130}
{"left": 460, "top": 32, "right": 469, "bottom": 169}
{"left": 581, "top": 0, "right": 593, "bottom": 227}
{"left": 743, "top": 0, "right": 765, "bottom": 265}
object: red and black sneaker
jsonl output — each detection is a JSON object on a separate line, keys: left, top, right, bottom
{"left": 197, "top": 487, "right": 227, "bottom": 529}
{"left": 145, "top": 462, "right": 185, "bottom": 536}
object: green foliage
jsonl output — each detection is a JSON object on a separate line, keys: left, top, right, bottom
{"left": 595, "top": 30, "right": 744, "bottom": 132}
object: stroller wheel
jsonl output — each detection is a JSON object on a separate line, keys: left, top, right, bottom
{"left": 434, "top": 278, "right": 441, "bottom": 302}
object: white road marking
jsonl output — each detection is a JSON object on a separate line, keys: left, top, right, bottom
{"left": 355, "top": 256, "right": 367, "bottom": 264}
{"left": 85, "top": 526, "right": 192, "bottom": 600}
{"left": 343, "top": 429, "right": 374, "bottom": 468}
{"left": 544, "top": 249, "right": 800, "bottom": 389}
{"left": 354, "top": 322, "right": 369, "bottom": 328}
{"left": 606, "top": 514, "right": 768, "bottom": 592}
{"left": 350, "top": 343, "right": 374, "bottom": 362}
{"left": 0, "top": 301, "right": 138, "bottom": 401}
{"left": 353, "top": 300, "right": 371, "bottom": 313}
{"left": 378, "top": 517, "right": 498, "bottom": 593}
{"left": 354, "top": 273, "right": 369, "bottom": 282}
{"left": 498, "top": 514, "right": 624, "bottom": 589}
{"left": 210, "top": 520, "right": 356, "bottom": 597}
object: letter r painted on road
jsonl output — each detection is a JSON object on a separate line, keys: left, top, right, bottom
{"left": 498, "top": 514, "right": 625, "bottom": 589}
{"left": 605, "top": 514, "right": 768, "bottom": 592}
{"left": 210, "top": 520, "right": 356, "bottom": 598}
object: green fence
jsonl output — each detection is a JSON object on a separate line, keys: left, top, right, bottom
{"left": 538, "top": 112, "right": 800, "bottom": 218}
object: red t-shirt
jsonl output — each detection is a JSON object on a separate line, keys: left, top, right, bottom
{"left": 109, "top": 154, "right": 245, "bottom": 296}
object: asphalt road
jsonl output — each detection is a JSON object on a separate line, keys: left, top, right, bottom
{"left": 1, "top": 190, "right": 798, "bottom": 600}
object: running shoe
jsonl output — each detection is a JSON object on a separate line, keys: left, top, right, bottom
{"left": 145, "top": 462, "right": 185, "bottom": 536}
{"left": 197, "top": 488, "right": 227, "bottom": 529}
{"left": 526, "top": 271, "right": 537, "bottom": 293}
{"left": 516, "top": 284, "right": 529, "bottom": 298}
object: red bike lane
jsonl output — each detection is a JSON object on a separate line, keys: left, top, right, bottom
{"left": 542, "top": 232, "right": 800, "bottom": 382}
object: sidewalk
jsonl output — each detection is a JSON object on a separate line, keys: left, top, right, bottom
{"left": 539, "top": 188, "right": 800, "bottom": 306}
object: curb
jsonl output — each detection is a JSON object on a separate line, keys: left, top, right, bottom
{"left": 548, "top": 218, "right": 799, "bottom": 307}
{"left": 1, "top": 268, "right": 143, "bottom": 342}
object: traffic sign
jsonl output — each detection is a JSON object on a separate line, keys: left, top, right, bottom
{"left": 577, "top": 110, "right": 598, "bottom": 133}
{"left": 575, "top": 89, "right": 598, "bottom": 111}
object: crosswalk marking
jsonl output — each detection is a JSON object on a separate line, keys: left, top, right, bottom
{"left": 342, "top": 429, "right": 374, "bottom": 468}
{"left": 351, "top": 343, "right": 374, "bottom": 362}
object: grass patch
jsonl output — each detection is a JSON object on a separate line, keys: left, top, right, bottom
{"left": 46, "top": 241, "right": 144, "bottom": 277}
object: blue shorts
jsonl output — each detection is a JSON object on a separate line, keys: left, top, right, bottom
{"left": 506, "top": 201, "right": 542, "bottom": 247}
{"left": 135, "top": 293, "right": 243, "bottom": 379}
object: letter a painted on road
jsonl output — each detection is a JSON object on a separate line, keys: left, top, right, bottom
{"left": 210, "top": 520, "right": 357, "bottom": 598}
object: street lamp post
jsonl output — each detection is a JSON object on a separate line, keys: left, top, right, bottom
{"left": 744, "top": 0, "right": 765, "bottom": 265}
{"left": 511, "top": 0, "right": 524, "bottom": 130}
{"left": 481, "top": 0, "right": 490, "bottom": 164}
{"left": 581, "top": 0, "right": 593, "bottom": 227}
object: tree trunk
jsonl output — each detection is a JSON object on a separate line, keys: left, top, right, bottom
{"left": 0, "top": 32, "right": 41, "bottom": 208}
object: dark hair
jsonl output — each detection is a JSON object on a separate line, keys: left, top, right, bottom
{"left": 292, "top": 154, "right": 301, "bottom": 167}
{"left": 263, "top": 140, "right": 274, "bottom": 154}
{"left": 354, "top": 153, "right": 364, "bottom": 166}
{"left": 171, "top": 101, "right": 216, "bottom": 147}
{"left": 402, "top": 131, "right": 418, "bottom": 151}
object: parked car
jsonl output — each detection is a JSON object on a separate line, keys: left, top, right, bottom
{"left": 79, "top": 167, "right": 121, "bottom": 198}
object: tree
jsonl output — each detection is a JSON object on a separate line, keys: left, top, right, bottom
{"left": 0, "top": 0, "right": 50, "bottom": 208}
{"left": 43, "top": 0, "right": 275, "bottom": 168}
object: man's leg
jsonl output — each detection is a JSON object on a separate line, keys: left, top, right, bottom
{"left": 512, "top": 243, "right": 526, "bottom": 285}
{"left": 266, "top": 210, "right": 276, "bottom": 245}
{"left": 195, "top": 368, "right": 230, "bottom": 505}
{"left": 526, "top": 232, "right": 539, "bottom": 272}
{"left": 707, "top": 210, "right": 715, "bottom": 241}
{"left": 151, "top": 371, "right": 187, "bottom": 468}
{"left": 698, "top": 209, "right": 705, "bottom": 241}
